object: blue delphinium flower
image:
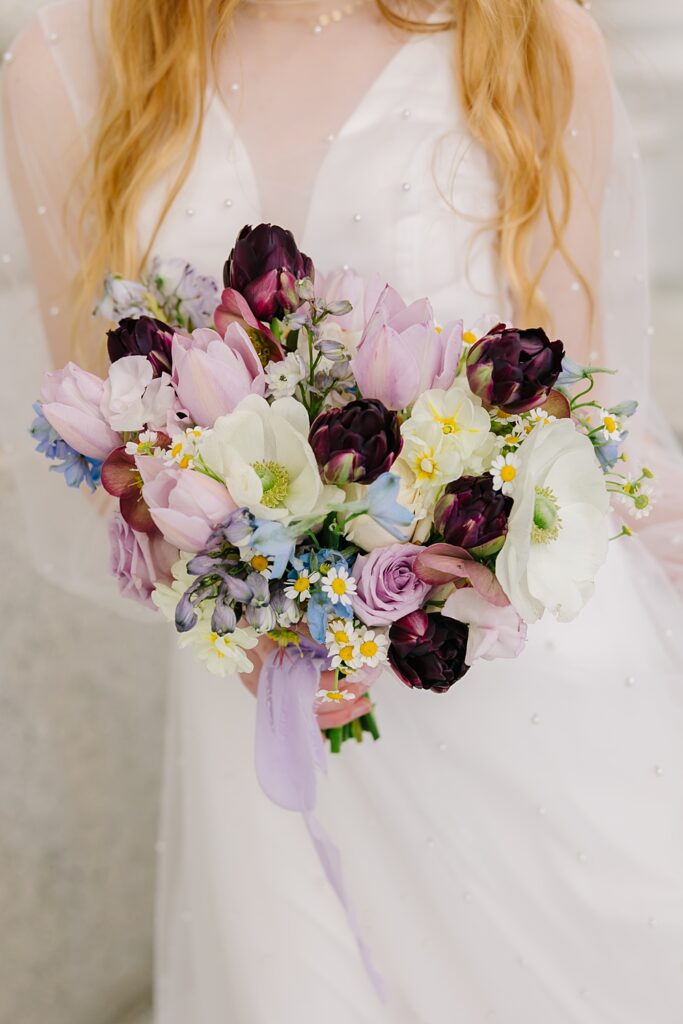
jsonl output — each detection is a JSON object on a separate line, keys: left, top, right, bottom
{"left": 250, "top": 519, "right": 298, "bottom": 579}
{"left": 30, "top": 403, "right": 103, "bottom": 493}
{"left": 341, "top": 472, "right": 413, "bottom": 539}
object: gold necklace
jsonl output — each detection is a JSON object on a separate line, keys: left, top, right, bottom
{"left": 242, "top": 0, "right": 370, "bottom": 33}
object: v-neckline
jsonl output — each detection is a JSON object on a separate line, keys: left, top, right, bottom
{"left": 208, "top": 19, "right": 446, "bottom": 252}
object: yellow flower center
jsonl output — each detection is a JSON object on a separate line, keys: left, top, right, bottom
{"left": 293, "top": 576, "right": 311, "bottom": 593}
{"left": 463, "top": 331, "right": 477, "bottom": 345}
{"left": 171, "top": 442, "right": 183, "bottom": 459}
{"left": 326, "top": 691, "right": 345, "bottom": 702}
{"left": 604, "top": 415, "right": 617, "bottom": 433}
{"left": 331, "top": 578, "right": 347, "bottom": 596}
{"left": 416, "top": 452, "right": 437, "bottom": 479}
{"left": 338, "top": 644, "right": 355, "bottom": 662}
{"left": 252, "top": 460, "right": 290, "bottom": 508}
{"left": 334, "top": 629, "right": 350, "bottom": 645}
{"left": 360, "top": 640, "right": 378, "bottom": 659}
{"left": 250, "top": 554, "right": 270, "bottom": 573}
{"left": 500, "top": 465, "right": 517, "bottom": 483}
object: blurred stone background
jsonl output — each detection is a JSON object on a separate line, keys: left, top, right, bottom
{"left": 0, "top": 2, "right": 681, "bottom": 1024}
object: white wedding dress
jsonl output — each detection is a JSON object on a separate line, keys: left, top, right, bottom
{"left": 3, "top": 1, "right": 683, "bottom": 1021}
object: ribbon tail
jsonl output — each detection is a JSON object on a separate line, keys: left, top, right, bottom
{"left": 303, "top": 810, "right": 387, "bottom": 1001}
{"left": 254, "top": 647, "right": 386, "bottom": 1000}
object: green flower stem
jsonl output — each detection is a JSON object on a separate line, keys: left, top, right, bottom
{"left": 328, "top": 727, "right": 343, "bottom": 754}
{"left": 360, "top": 708, "right": 380, "bottom": 741}
{"left": 194, "top": 455, "right": 226, "bottom": 485}
{"left": 351, "top": 718, "right": 364, "bottom": 743}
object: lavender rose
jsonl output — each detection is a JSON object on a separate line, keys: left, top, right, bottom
{"left": 351, "top": 543, "right": 431, "bottom": 627}
{"left": 109, "top": 512, "right": 177, "bottom": 608}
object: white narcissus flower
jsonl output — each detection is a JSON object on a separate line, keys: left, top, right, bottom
{"left": 196, "top": 394, "right": 342, "bottom": 523}
{"left": 496, "top": 419, "right": 610, "bottom": 624}
{"left": 406, "top": 385, "right": 492, "bottom": 463}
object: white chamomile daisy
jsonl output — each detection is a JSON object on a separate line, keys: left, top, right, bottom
{"left": 354, "top": 628, "right": 389, "bottom": 668}
{"left": 600, "top": 408, "right": 622, "bottom": 441}
{"left": 632, "top": 484, "right": 655, "bottom": 519}
{"left": 325, "top": 619, "right": 357, "bottom": 651}
{"left": 528, "top": 408, "right": 557, "bottom": 428}
{"left": 316, "top": 688, "right": 355, "bottom": 704}
{"left": 164, "top": 426, "right": 210, "bottom": 470}
{"left": 321, "top": 565, "right": 357, "bottom": 607}
{"left": 491, "top": 452, "right": 520, "bottom": 496}
{"left": 240, "top": 548, "right": 273, "bottom": 579}
{"left": 125, "top": 430, "right": 159, "bottom": 456}
{"left": 284, "top": 568, "right": 321, "bottom": 603}
{"left": 330, "top": 642, "right": 363, "bottom": 671}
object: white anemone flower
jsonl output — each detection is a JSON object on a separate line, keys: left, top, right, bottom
{"left": 496, "top": 419, "right": 609, "bottom": 623}
{"left": 197, "top": 394, "right": 341, "bottom": 523}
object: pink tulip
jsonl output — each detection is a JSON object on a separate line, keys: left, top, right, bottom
{"left": 172, "top": 325, "right": 266, "bottom": 428}
{"left": 41, "top": 362, "right": 120, "bottom": 460}
{"left": 351, "top": 285, "right": 462, "bottom": 410}
{"left": 442, "top": 587, "right": 527, "bottom": 663}
{"left": 136, "top": 455, "right": 236, "bottom": 552}
{"left": 315, "top": 268, "right": 385, "bottom": 332}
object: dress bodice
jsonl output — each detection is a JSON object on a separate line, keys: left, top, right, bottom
{"left": 138, "top": 28, "right": 508, "bottom": 325}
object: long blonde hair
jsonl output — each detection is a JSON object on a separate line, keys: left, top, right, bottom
{"left": 76, "top": 0, "right": 585, "bottom": 338}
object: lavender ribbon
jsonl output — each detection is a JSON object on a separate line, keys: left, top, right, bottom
{"left": 255, "top": 642, "right": 386, "bottom": 1000}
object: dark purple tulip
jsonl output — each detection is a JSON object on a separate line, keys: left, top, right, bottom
{"left": 107, "top": 316, "right": 175, "bottom": 376}
{"left": 223, "top": 223, "right": 315, "bottom": 321}
{"left": 309, "top": 398, "right": 402, "bottom": 486}
{"left": 388, "top": 611, "right": 470, "bottom": 693}
{"left": 434, "top": 475, "right": 512, "bottom": 557}
{"left": 466, "top": 324, "right": 565, "bottom": 414}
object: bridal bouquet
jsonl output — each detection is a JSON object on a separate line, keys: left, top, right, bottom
{"left": 32, "top": 223, "right": 653, "bottom": 753}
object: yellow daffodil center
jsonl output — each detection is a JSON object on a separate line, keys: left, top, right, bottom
{"left": 250, "top": 554, "right": 270, "bottom": 573}
{"left": 532, "top": 486, "right": 562, "bottom": 544}
{"left": 331, "top": 578, "right": 348, "bottom": 596}
{"left": 252, "top": 460, "right": 290, "bottom": 508}
{"left": 293, "top": 576, "right": 311, "bottom": 593}
{"left": 415, "top": 450, "right": 438, "bottom": 480}
{"left": 500, "top": 465, "right": 517, "bottom": 483}
{"left": 360, "top": 640, "right": 378, "bottom": 659}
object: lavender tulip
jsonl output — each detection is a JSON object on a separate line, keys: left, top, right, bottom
{"left": 351, "top": 285, "right": 461, "bottom": 410}
{"left": 172, "top": 324, "right": 265, "bottom": 427}
{"left": 40, "top": 362, "right": 121, "bottom": 460}
{"left": 137, "top": 455, "right": 237, "bottom": 552}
